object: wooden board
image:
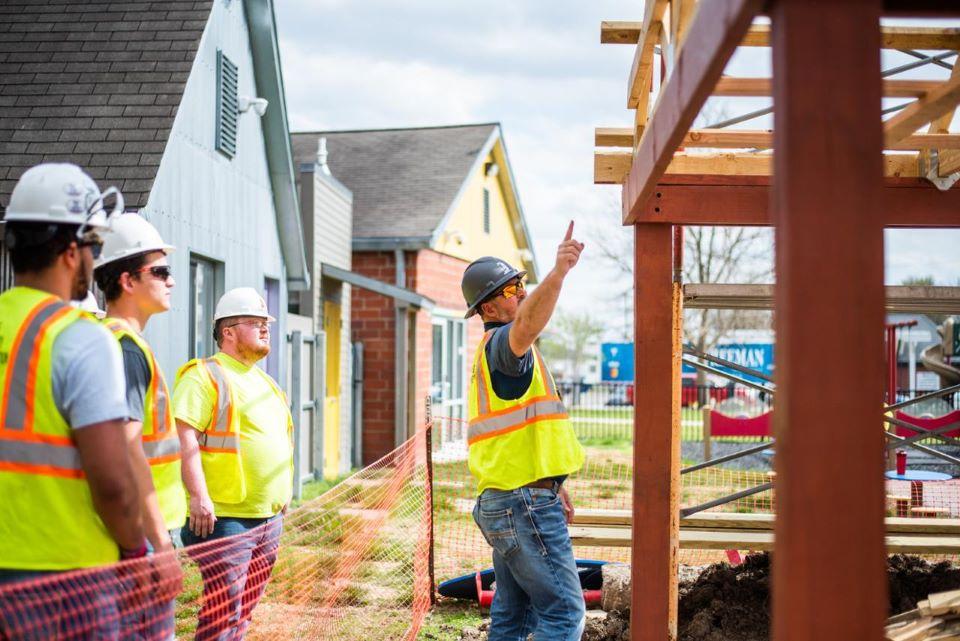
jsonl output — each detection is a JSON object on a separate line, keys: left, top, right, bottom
{"left": 715, "top": 77, "right": 943, "bottom": 98}
{"left": 570, "top": 525, "right": 960, "bottom": 554}
{"left": 885, "top": 74, "right": 960, "bottom": 146}
{"left": 601, "top": 22, "right": 960, "bottom": 50}
{"left": 596, "top": 128, "right": 960, "bottom": 151}
{"left": 573, "top": 509, "right": 960, "bottom": 535}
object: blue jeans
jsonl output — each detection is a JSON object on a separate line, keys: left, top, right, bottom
{"left": 181, "top": 516, "right": 283, "bottom": 641}
{"left": 0, "top": 567, "right": 120, "bottom": 640}
{"left": 472, "top": 486, "right": 586, "bottom": 641}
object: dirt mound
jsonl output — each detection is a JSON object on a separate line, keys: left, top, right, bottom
{"left": 887, "top": 554, "right": 960, "bottom": 615}
{"left": 678, "top": 553, "right": 770, "bottom": 641}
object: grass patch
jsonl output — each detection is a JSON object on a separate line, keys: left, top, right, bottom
{"left": 416, "top": 600, "right": 483, "bottom": 641}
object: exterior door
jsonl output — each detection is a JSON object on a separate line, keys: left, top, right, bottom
{"left": 430, "top": 317, "right": 466, "bottom": 422}
{"left": 323, "top": 299, "right": 342, "bottom": 478}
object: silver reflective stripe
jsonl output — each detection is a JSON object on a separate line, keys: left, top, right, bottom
{"left": 0, "top": 438, "right": 81, "bottom": 471}
{"left": 197, "top": 433, "right": 239, "bottom": 450}
{"left": 143, "top": 436, "right": 180, "bottom": 459}
{"left": 152, "top": 364, "right": 170, "bottom": 434}
{"left": 467, "top": 399, "right": 567, "bottom": 442}
{"left": 474, "top": 333, "right": 493, "bottom": 414}
{"left": 4, "top": 300, "right": 69, "bottom": 430}
{"left": 202, "top": 358, "right": 232, "bottom": 433}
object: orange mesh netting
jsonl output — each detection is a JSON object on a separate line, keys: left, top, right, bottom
{"left": 0, "top": 429, "right": 432, "bottom": 641}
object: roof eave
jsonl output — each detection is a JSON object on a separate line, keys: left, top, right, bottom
{"left": 244, "top": 0, "right": 310, "bottom": 292}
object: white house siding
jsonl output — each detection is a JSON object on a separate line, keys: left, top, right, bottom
{"left": 314, "top": 171, "right": 354, "bottom": 475}
{"left": 141, "top": 0, "right": 287, "bottom": 380}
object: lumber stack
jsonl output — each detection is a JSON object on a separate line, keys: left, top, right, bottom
{"left": 886, "top": 590, "right": 960, "bottom": 641}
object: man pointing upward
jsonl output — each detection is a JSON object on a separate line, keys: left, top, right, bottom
{"left": 460, "top": 220, "right": 587, "bottom": 641}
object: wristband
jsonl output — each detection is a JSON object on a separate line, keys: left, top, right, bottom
{"left": 120, "top": 540, "right": 149, "bottom": 560}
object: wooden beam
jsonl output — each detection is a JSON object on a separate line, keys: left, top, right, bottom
{"left": 596, "top": 151, "right": 922, "bottom": 183}
{"left": 630, "top": 224, "right": 681, "bottom": 641}
{"left": 771, "top": 3, "right": 887, "bottom": 641}
{"left": 941, "top": 149, "right": 960, "bottom": 175}
{"left": 622, "top": 0, "right": 766, "bottom": 224}
{"left": 715, "top": 77, "right": 945, "bottom": 98}
{"left": 628, "top": 179, "right": 960, "bottom": 227}
{"left": 601, "top": 21, "right": 960, "bottom": 49}
{"left": 596, "top": 127, "right": 960, "bottom": 150}
{"left": 626, "top": 0, "right": 668, "bottom": 109}
{"left": 884, "top": 74, "right": 960, "bottom": 146}
{"left": 927, "top": 60, "right": 960, "bottom": 177}
{"left": 682, "top": 283, "right": 960, "bottom": 313}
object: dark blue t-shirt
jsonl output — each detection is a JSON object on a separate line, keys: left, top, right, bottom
{"left": 483, "top": 321, "right": 534, "bottom": 400}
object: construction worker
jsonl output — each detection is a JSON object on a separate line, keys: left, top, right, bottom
{"left": 460, "top": 221, "right": 586, "bottom": 641}
{"left": 174, "top": 287, "right": 293, "bottom": 641}
{"left": 0, "top": 163, "right": 149, "bottom": 638}
{"left": 73, "top": 290, "right": 106, "bottom": 318}
{"left": 93, "top": 212, "right": 185, "bottom": 639}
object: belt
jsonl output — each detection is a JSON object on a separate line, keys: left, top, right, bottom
{"left": 524, "top": 478, "right": 562, "bottom": 490}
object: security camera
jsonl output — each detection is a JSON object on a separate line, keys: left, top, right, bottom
{"left": 238, "top": 96, "right": 269, "bottom": 116}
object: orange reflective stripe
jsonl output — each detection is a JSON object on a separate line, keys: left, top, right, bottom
{"left": 1, "top": 299, "right": 70, "bottom": 431}
{"left": 468, "top": 411, "right": 569, "bottom": 446}
{"left": 469, "top": 393, "right": 561, "bottom": 426}
{"left": 474, "top": 332, "right": 493, "bottom": 415}
{"left": 0, "top": 436, "right": 84, "bottom": 478}
{"left": 199, "top": 358, "right": 234, "bottom": 437}
{"left": 533, "top": 347, "right": 557, "bottom": 397}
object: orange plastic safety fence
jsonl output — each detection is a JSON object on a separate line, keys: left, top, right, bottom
{"left": 0, "top": 430, "right": 432, "bottom": 641}
{"left": 431, "top": 412, "right": 960, "bottom": 581}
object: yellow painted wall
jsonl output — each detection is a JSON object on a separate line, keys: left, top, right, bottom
{"left": 433, "top": 140, "right": 533, "bottom": 279}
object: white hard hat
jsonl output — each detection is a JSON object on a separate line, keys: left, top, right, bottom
{"left": 95, "top": 213, "right": 174, "bottom": 269}
{"left": 214, "top": 287, "right": 275, "bottom": 323}
{"left": 4, "top": 163, "right": 123, "bottom": 232}
{"left": 72, "top": 291, "right": 105, "bottom": 319}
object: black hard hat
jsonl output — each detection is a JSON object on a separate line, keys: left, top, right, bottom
{"left": 461, "top": 256, "right": 526, "bottom": 318}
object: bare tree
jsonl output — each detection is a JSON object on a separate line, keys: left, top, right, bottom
{"left": 540, "top": 310, "right": 605, "bottom": 382}
{"left": 585, "top": 197, "right": 774, "bottom": 381}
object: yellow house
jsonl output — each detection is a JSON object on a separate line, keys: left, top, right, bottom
{"left": 292, "top": 123, "right": 539, "bottom": 466}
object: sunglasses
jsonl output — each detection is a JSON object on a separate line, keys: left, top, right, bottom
{"left": 498, "top": 280, "right": 525, "bottom": 300}
{"left": 134, "top": 265, "right": 173, "bottom": 281}
{"left": 77, "top": 233, "right": 103, "bottom": 259}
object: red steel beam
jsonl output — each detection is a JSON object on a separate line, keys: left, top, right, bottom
{"left": 631, "top": 224, "right": 681, "bottom": 641}
{"left": 632, "top": 178, "right": 960, "bottom": 227}
{"left": 621, "top": 0, "right": 764, "bottom": 225}
{"left": 771, "top": 3, "right": 888, "bottom": 641}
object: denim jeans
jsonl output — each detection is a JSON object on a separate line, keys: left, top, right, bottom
{"left": 181, "top": 515, "right": 283, "bottom": 641}
{"left": 0, "top": 567, "right": 120, "bottom": 641}
{"left": 472, "top": 486, "right": 586, "bottom": 641}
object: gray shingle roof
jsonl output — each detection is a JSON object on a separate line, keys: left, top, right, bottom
{"left": 0, "top": 0, "right": 214, "bottom": 213}
{"left": 291, "top": 124, "right": 498, "bottom": 240}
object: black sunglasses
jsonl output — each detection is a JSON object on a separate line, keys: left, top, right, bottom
{"left": 134, "top": 265, "right": 173, "bottom": 281}
{"left": 77, "top": 237, "right": 103, "bottom": 259}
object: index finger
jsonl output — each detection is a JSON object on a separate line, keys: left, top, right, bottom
{"left": 563, "top": 220, "right": 574, "bottom": 241}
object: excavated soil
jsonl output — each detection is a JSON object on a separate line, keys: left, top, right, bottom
{"left": 463, "top": 554, "right": 960, "bottom": 641}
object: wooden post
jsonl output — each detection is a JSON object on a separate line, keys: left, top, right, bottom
{"left": 631, "top": 224, "right": 681, "bottom": 641}
{"left": 770, "top": 2, "right": 887, "bottom": 641}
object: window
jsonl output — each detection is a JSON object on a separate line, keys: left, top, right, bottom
{"left": 215, "top": 49, "right": 238, "bottom": 159}
{"left": 189, "top": 255, "right": 223, "bottom": 359}
{"left": 263, "top": 277, "right": 280, "bottom": 379}
{"left": 482, "top": 188, "right": 490, "bottom": 234}
{"left": 431, "top": 317, "right": 467, "bottom": 421}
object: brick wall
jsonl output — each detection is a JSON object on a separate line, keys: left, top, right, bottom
{"left": 352, "top": 249, "right": 485, "bottom": 464}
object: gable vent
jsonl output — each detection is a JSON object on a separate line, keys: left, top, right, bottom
{"left": 215, "top": 50, "right": 238, "bottom": 159}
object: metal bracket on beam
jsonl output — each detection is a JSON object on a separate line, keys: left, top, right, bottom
{"left": 921, "top": 149, "right": 960, "bottom": 191}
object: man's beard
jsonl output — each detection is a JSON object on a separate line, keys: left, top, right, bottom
{"left": 238, "top": 341, "right": 270, "bottom": 363}
{"left": 70, "top": 255, "right": 92, "bottom": 301}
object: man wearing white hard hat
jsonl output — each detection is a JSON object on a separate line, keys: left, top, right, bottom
{"left": 173, "top": 287, "right": 293, "bottom": 641}
{"left": 93, "top": 212, "right": 185, "bottom": 639}
{"left": 0, "top": 163, "right": 147, "bottom": 638}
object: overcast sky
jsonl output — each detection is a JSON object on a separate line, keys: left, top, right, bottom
{"left": 274, "top": 2, "right": 960, "bottom": 332}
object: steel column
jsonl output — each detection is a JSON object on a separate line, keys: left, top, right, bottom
{"left": 630, "top": 224, "right": 681, "bottom": 641}
{"left": 771, "top": 2, "right": 887, "bottom": 641}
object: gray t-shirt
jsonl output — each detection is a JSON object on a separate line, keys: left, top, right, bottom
{"left": 52, "top": 319, "right": 128, "bottom": 429}
{"left": 484, "top": 322, "right": 534, "bottom": 400}
{"left": 119, "top": 336, "right": 150, "bottom": 423}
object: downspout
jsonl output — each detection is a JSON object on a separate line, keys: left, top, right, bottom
{"left": 395, "top": 249, "right": 409, "bottom": 447}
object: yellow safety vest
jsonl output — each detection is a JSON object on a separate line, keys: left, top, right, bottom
{"left": 467, "top": 330, "right": 585, "bottom": 493}
{"left": 175, "top": 354, "right": 290, "bottom": 506}
{"left": 0, "top": 287, "right": 120, "bottom": 569}
{"left": 104, "top": 317, "right": 186, "bottom": 530}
